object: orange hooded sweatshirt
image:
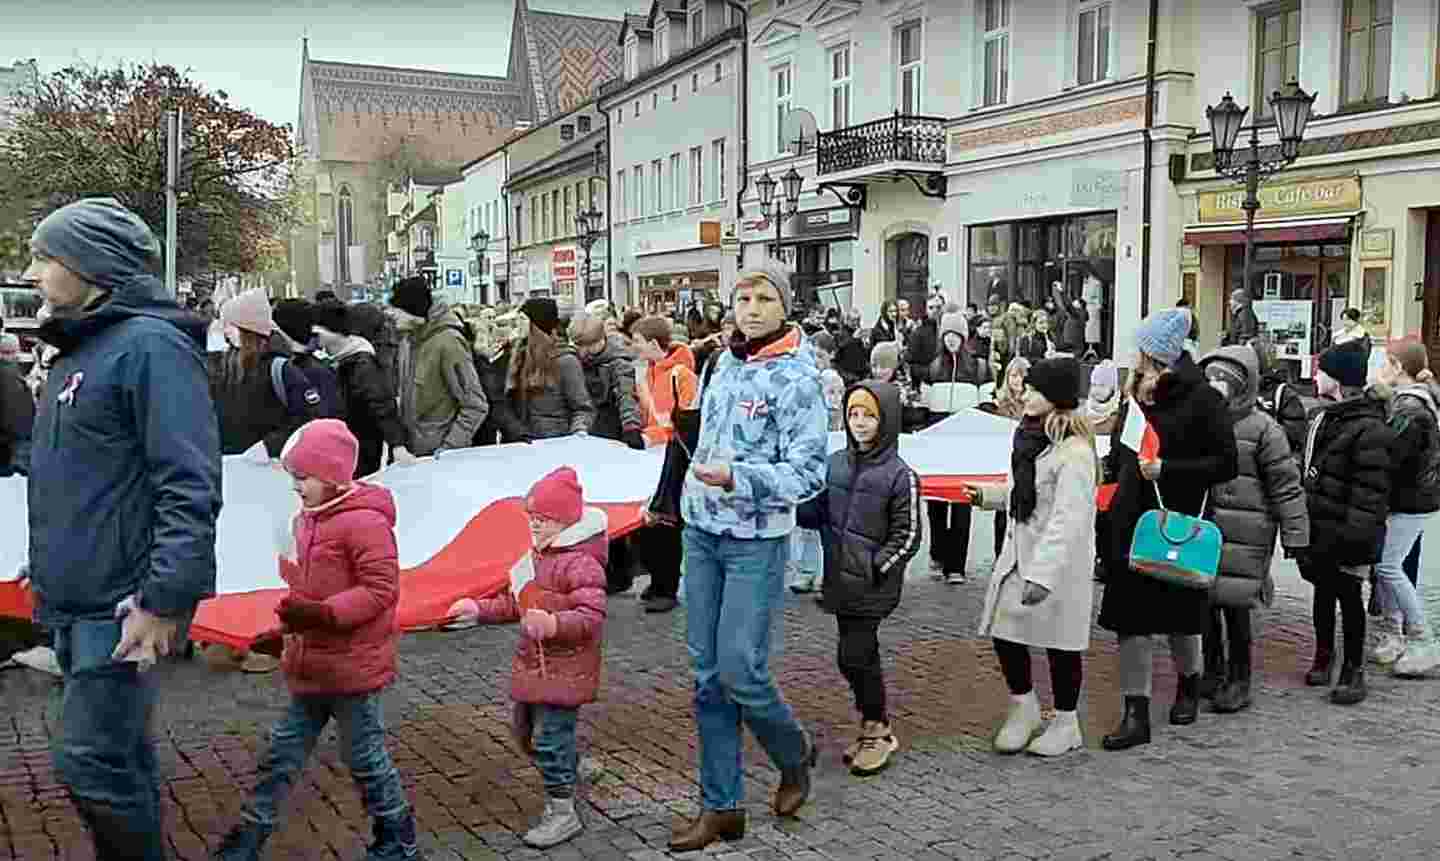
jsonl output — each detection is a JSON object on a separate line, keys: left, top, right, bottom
{"left": 639, "top": 344, "right": 699, "bottom": 446}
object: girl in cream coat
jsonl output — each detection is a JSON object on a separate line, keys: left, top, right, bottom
{"left": 972, "top": 357, "right": 1099, "bottom": 757}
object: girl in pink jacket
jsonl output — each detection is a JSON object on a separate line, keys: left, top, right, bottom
{"left": 471, "top": 466, "right": 609, "bottom": 850}
{"left": 216, "top": 419, "right": 417, "bottom": 861}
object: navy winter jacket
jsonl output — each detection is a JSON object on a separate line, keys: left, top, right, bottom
{"left": 28, "top": 279, "right": 222, "bottom": 626}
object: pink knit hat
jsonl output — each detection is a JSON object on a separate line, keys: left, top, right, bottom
{"left": 281, "top": 419, "right": 358, "bottom": 485}
{"left": 525, "top": 467, "right": 584, "bottom": 527}
{"left": 220, "top": 287, "right": 274, "bottom": 337}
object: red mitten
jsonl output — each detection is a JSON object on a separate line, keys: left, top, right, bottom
{"left": 276, "top": 596, "right": 336, "bottom": 632}
{"left": 520, "top": 609, "right": 558, "bottom": 641}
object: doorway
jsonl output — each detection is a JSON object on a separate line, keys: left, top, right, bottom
{"left": 1424, "top": 211, "right": 1440, "bottom": 368}
{"left": 891, "top": 232, "right": 929, "bottom": 319}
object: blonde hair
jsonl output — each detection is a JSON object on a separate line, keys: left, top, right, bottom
{"left": 996, "top": 356, "right": 1031, "bottom": 411}
{"left": 1045, "top": 407, "right": 1103, "bottom": 484}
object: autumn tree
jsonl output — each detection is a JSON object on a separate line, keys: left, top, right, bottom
{"left": 0, "top": 61, "right": 301, "bottom": 280}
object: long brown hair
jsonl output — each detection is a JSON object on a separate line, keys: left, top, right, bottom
{"left": 513, "top": 322, "right": 558, "bottom": 393}
{"left": 220, "top": 327, "right": 270, "bottom": 386}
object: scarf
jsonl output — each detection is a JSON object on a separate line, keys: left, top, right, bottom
{"left": 729, "top": 323, "right": 790, "bottom": 359}
{"left": 1085, "top": 390, "right": 1120, "bottom": 427}
{"left": 1010, "top": 414, "right": 1050, "bottom": 524}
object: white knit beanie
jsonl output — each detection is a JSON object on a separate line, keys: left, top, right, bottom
{"left": 220, "top": 288, "right": 274, "bottom": 337}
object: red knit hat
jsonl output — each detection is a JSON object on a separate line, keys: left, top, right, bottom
{"left": 281, "top": 419, "right": 358, "bottom": 485}
{"left": 526, "top": 466, "right": 584, "bottom": 527}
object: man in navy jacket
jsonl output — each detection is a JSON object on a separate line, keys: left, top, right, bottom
{"left": 24, "top": 198, "right": 222, "bottom": 860}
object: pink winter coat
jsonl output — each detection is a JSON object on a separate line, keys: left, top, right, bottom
{"left": 280, "top": 482, "right": 401, "bottom": 696}
{"left": 474, "top": 507, "right": 609, "bottom": 707}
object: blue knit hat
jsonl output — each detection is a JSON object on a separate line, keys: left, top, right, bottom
{"left": 30, "top": 198, "right": 162, "bottom": 290}
{"left": 1135, "top": 308, "right": 1192, "bottom": 367}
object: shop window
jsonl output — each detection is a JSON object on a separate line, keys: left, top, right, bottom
{"left": 895, "top": 22, "right": 922, "bottom": 115}
{"left": 1256, "top": 2, "right": 1301, "bottom": 117}
{"left": 1077, "top": 1, "right": 1111, "bottom": 86}
{"left": 1342, "top": 0, "right": 1393, "bottom": 106}
{"left": 982, "top": 0, "right": 1010, "bottom": 107}
{"left": 1362, "top": 266, "right": 1388, "bottom": 336}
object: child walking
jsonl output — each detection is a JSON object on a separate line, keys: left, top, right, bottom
{"left": 1197, "top": 347, "right": 1309, "bottom": 712}
{"left": 470, "top": 466, "right": 608, "bottom": 848}
{"left": 1298, "top": 342, "right": 1393, "bottom": 704}
{"left": 972, "top": 358, "right": 1099, "bottom": 757}
{"left": 216, "top": 419, "right": 418, "bottom": 861}
{"left": 810, "top": 383, "right": 922, "bottom": 775}
{"left": 926, "top": 311, "right": 980, "bottom": 584}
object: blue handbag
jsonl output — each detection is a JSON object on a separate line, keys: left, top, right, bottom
{"left": 1128, "top": 484, "right": 1221, "bottom": 590}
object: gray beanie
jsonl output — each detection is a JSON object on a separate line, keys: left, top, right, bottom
{"left": 30, "top": 198, "right": 162, "bottom": 289}
{"left": 733, "top": 265, "right": 793, "bottom": 316}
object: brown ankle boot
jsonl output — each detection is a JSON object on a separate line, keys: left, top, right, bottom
{"left": 669, "top": 810, "right": 746, "bottom": 852}
{"left": 772, "top": 730, "right": 818, "bottom": 817}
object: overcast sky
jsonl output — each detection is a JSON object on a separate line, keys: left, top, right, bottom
{"left": 6, "top": 0, "right": 647, "bottom": 128}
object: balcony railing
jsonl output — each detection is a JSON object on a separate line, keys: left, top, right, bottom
{"left": 816, "top": 112, "right": 948, "bottom": 175}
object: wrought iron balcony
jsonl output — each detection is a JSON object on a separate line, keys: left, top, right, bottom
{"left": 816, "top": 112, "right": 948, "bottom": 176}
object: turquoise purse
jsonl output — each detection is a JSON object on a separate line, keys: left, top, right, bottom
{"left": 1128, "top": 484, "right": 1221, "bottom": 590}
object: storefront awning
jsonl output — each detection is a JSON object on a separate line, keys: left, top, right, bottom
{"left": 1183, "top": 213, "right": 1360, "bottom": 246}
{"left": 632, "top": 246, "right": 721, "bottom": 277}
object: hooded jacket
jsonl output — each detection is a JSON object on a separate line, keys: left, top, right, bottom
{"left": 681, "top": 326, "right": 829, "bottom": 539}
{"left": 28, "top": 278, "right": 222, "bottom": 625}
{"left": 1198, "top": 346, "right": 1309, "bottom": 607}
{"left": 1301, "top": 392, "right": 1393, "bottom": 569}
{"left": 580, "top": 334, "right": 643, "bottom": 442}
{"left": 473, "top": 508, "right": 609, "bottom": 707}
{"left": 406, "top": 303, "right": 488, "bottom": 455}
{"left": 815, "top": 382, "right": 922, "bottom": 619}
{"left": 639, "top": 344, "right": 698, "bottom": 446}
{"left": 281, "top": 482, "right": 400, "bottom": 696}
{"left": 1385, "top": 381, "right": 1440, "bottom": 515}
{"left": 330, "top": 337, "right": 408, "bottom": 477}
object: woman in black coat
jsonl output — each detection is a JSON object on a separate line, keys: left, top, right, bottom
{"left": 1098, "top": 309, "right": 1238, "bottom": 751}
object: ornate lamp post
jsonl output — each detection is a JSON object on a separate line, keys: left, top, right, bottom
{"left": 468, "top": 228, "right": 490, "bottom": 305}
{"left": 1206, "top": 80, "right": 1316, "bottom": 305}
{"left": 575, "top": 207, "right": 604, "bottom": 303}
{"left": 756, "top": 166, "right": 802, "bottom": 260}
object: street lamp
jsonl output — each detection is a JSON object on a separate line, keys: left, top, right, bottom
{"left": 1206, "top": 80, "right": 1316, "bottom": 313}
{"left": 469, "top": 229, "right": 490, "bottom": 304}
{"left": 756, "top": 168, "right": 801, "bottom": 259}
{"left": 575, "top": 207, "right": 604, "bottom": 303}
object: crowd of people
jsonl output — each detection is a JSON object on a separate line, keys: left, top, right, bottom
{"left": 7, "top": 197, "right": 1440, "bottom": 861}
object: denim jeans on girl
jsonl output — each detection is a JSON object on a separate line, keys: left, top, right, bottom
{"left": 786, "top": 527, "right": 823, "bottom": 591}
{"left": 520, "top": 703, "right": 580, "bottom": 797}
{"left": 51, "top": 619, "right": 165, "bottom": 861}
{"left": 241, "top": 692, "right": 412, "bottom": 831}
{"left": 683, "top": 527, "right": 809, "bottom": 811}
{"left": 1375, "top": 512, "right": 1433, "bottom": 633}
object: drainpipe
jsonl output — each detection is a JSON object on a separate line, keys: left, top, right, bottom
{"left": 1139, "top": 0, "right": 1159, "bottom": 317}
{"left": 503, "top": 148, "right": 511, "bottom": 306}
{"left": 605, "top": 122, "right": 614, "bottom": 306}
{"left": 726, "top": 2, "right": 749, "bottom": 221}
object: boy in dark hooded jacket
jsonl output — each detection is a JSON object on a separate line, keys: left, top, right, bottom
{"left": 1197, "top": 346, "right": 1309, "bottom": 713}
{"left": 804, "top": 382, "right": 922, "bottom": 776}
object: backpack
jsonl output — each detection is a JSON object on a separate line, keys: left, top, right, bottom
{"left": 269, "top": 356, "right": 290, "bottom": 410}
{"left": 1271, "top": 382, "right": 1319, "bottom": 462}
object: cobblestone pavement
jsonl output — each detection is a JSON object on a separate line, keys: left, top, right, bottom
{"left": 4, "top": 519, "right": 1440, "bottom": 861}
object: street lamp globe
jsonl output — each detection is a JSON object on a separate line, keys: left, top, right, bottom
{"left": 756, "top": 170, "right": 777, "bottom": 210}
{"left": 781, "top": 166, "right": 803, "bottom": 212}
{"left": 1270, "top": 79, "right": 1317, "bottom": 161}
{"left": 1205, "top": 92, "right": 1248, "bottom": 168}
{"left": 575, "top": 211, "right": 590, "bottom": 237}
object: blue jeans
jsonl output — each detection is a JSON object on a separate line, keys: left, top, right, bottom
{"left": 683, "top": 527, "right": 808, "bottom": 811}
{"left": 786, "top": 527, "right": 823, "bottom": 590}
{"left": 1375, "top": 512, "right": 1432, "bottom": 633}
{"left": 242, "top": 692, "right": 411, "bottom": 830}
{"left": 522, "top": 703, "right": 580, "bottom": 798}
{"left": 51, "top": 619, "right": 165, "bottom": 861}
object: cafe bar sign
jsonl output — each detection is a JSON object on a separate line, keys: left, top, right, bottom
{"left": 1198, "top": 176, "right": 1361, "bottom": 223}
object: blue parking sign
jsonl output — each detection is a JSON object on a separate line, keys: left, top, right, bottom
{"left": 445, "top": 269, "right": 463, "bottom": 287}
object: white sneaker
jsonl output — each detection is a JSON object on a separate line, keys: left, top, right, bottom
{"left": 1393, "top": 635, "right": 1440, "bottom": 678}
{"left": 1026, "top": 710, "right": 1084, "bottom": 757}
{"left": 1372, "top": 628, "right": 1407, "bottom": 665}
{"left": 993, "top": 691, "right": 1043, "bottom": 754}
{"left": 929, "top": 558, "right": 945, "bottom": 581}
{"left": 522, "top": 798, "right": 583, "bottom": 848}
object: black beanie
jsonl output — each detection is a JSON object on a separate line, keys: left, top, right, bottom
{"left": 521, "top": 297, "right": 561, "bottom": 336}
{"left": 1319, "top": 341, "right": 1369, "bottom": 388}
{"left": 311, "top": 298, "right": 351, "bottom": 336}
{"left": 1025, "top": 357, "right": 1082, "bottom": 410}
{"left": 271, "top": 299, "right": 314, "bottom": 344}
{"left": 389, "top": 276, "right": 433, "bottom": 319}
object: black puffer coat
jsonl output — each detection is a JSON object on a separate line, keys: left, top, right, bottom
{"left": 474, "top": 345, "right": 528, "bottom": 445}
{"left": 1197, "top": 346, "right": 1309, "bottom": 608}
{"left": 1098, "top": 354, "right": 1239, "bottom": 636}
{"left": 814, "top": 382, "right": 923, "bottom": 619}
{"left": 332, "top": 342, "right": 408, "bottom": 478}
{"left": 1301, "top": 393, "right": 1393, "bottom": 569}
{"left": 579, "top": 335, "right": 643, "bottom": 442}
{"left": 1385, "top": 383, "right": 1440, "bottom": 515}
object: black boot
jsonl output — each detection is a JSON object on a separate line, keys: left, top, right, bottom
{"left": 1304, "top": 648, "right": 1333, "bottom": 687}
{"left": 367, "top": 811, "right": 419, "bottom": 860}
{"left": 1169, "top": 673, "right": 1200, "bottom": 725}
{"left": 1212, "top": 649, "right": 1253, "bottom": 714}
{"left": 1198, "top": 631, "right": 1226, "bottom": 700}
{"left": 1101, "top": 696, "right": 1152, "bottom": 751}
{"left": 1330, "top": 663, "right": 1367, "bottom": 706}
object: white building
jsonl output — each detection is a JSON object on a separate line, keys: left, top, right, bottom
{"left": 459, "top": 148, "right": 512, "bottom": 306}
{"left": 598, "top": 1, "right": 747, "bottom": 312}
{"left": 0, "top": 59, "right": 37, "bottom": 133}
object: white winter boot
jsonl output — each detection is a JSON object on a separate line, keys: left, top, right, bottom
{"left": 993, "top": 690, "right": 1043, "bottom": 754}
{"left": 1393, "top": 632, "right": 1440, "bottom": 678}
{"left": 1026, "top": 710, "right": 1084, "bottom": 757}
{"left": 1372, "top": 619, "right": 1407, "bottom": 665}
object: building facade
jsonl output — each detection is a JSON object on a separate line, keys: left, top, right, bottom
{"left": 292, "top": 1, "right": 621, "bottom": 299}
{"left": 598, "top": 1, "right": 747, "bottom": 312}
{"left": 0, "top": 59, "right": 38, "bottom": 134}
{"left": 459, "top": 149, "right": 511, "bottom": 306}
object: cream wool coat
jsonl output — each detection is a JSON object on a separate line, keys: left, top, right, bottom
{"left": 976, "top": 435, "right": 1098, "bottom": 652}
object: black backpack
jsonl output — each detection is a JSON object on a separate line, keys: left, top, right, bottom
{"left": 1271, "top": 382, "right": 1320, "bottom": 463}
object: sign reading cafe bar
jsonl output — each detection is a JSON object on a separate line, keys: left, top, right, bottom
{"left": 1197, "top": 175, "right": 1362, "bottom": 223}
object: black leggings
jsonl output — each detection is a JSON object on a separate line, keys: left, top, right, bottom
{"left": 630, "top": 524, "right": 682, "bottom": 599}
{"left": 927, "top": 501, "right": 972, "bottom": 574}
{"left": 1204, "top": 605, "right": 1253, "bottom": 667}
{"left": 993, "top": 638, "right": 1084, "bottom": 712}
{"left": 837, "top": 616, "right": 886, "bottom": 723}
{"left": 1312, "top": 575, "right": 1366, "bottom": 666}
